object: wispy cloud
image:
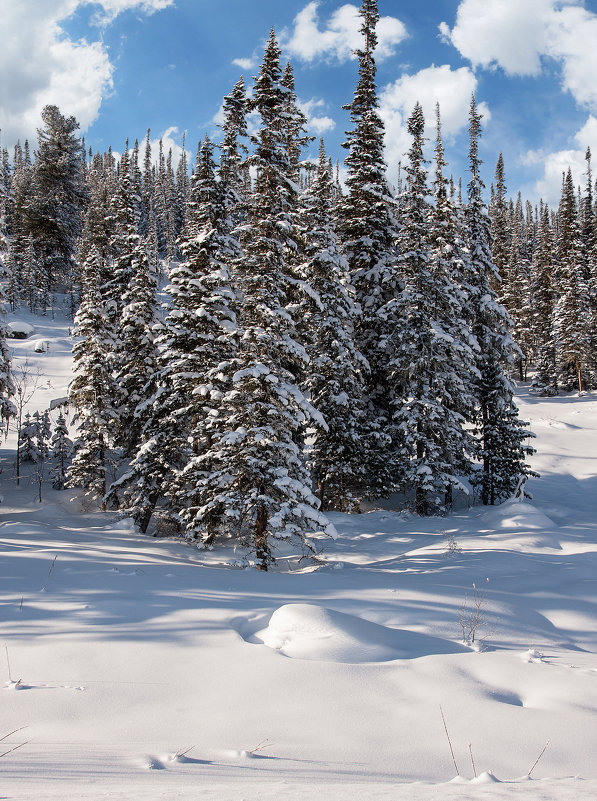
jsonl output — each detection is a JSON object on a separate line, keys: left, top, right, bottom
{"left": 281, "top": 1, "right": 407, "bottom": 64}
{"left": 232, "top": 57, "right": 257, "bottom": 71}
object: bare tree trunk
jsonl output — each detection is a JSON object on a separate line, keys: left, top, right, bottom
{"left": 255, "top": 505, "right": 269, "bottom": 571}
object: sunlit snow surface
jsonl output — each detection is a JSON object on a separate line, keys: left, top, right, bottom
{"left": 1, "top": 305, "right": 597, "bottom": 799}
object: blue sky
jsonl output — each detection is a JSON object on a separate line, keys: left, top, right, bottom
{"left": 2, "top": 0, "right": 597, "bottom": 206}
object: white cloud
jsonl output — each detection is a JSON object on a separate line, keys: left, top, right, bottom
{"left": 0, "top": 0, "right": 172, "bottom": 150}
{"left": 282, "top": 1, "right": 407, "bottom": 64}
{"left": 86, "top": 0, "right": 174, "bottom": 25}
{"left": 523, "top": 115, "right": 597, "bottom": 206}
{"left": 231, "top": 57, "right": 257, "bottom": 71}
{"left": 299, "top": 98, "right": 336, "bottom": 136}
{"left": 575, "top": 116, "right": 597, "bottom": 151}
{"left": 379, "top": 65, "right": 489, "bottom": 173}
{"left": 309, "top": 116, "right": 336, "bottom": 135}
{"left": 439, "top": 0, "right": 550, "bottom": 76}
{"left": 441, "top": 0, "right": 597, "bottom": 110}
{"left": 546, "top": 5, "right": 597, "bottom": 110}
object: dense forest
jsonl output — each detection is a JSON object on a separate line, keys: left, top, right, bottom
{"left": 0, "top": 0, "right": 594, "bottom": 569}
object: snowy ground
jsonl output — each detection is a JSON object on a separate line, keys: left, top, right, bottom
{"left": 1, "top": 305, "right": 596, "bottom": 799}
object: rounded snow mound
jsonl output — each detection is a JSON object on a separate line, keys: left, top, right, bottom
{"left": 482, "top": 500, "right": 557, "bottom": 531}
{"left": 6, "top": 320, "right": 34, "bottom": 338}
{"left": 255, "top": 603, "right": 466, "bottom": 663}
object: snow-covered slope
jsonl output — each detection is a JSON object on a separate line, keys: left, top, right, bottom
{"left": 1, "top": 308, "right": 596, "bottom": 800}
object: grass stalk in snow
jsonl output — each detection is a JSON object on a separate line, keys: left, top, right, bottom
{"left": 174, "top": 745, "right": 197, "bottom": 759}
{"left": 40, "top": 554, "right": 58, "bottom": 591}
{"left": 528, "top": 740, "right": 550, "bottom": 777}
{"left": 4, "top": 643, "right": 19, "bottom": 685}
{"left": 469, "top": 742, "right": 477, "bottom": 778}
{"left": 0, "top": 728, "right": 29, "bottom": 759}
{"left": 440, "top": 705, "right": 459, "bottom": 776}
{"left": 250, "top": 738, "right": 274, "bottom": 755}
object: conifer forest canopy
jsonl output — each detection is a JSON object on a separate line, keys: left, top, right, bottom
{"left": 1, "top": 0, "right": 594, "bottom": 570}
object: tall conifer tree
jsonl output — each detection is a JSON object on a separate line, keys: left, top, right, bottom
{"left": 196, "top": 32, "right": 334, "bottom": 568}
{"left": 218, "top": 76, "right": 249, "bottom": 230}
{"left": 299, "top": 140, "right": 369, "bottom": 511}
{"left": 24, "top": 106, "right": 85, "bottom": 293}
{"left": 339, "top": 0, "right": 398, "bottom": 498}
{"left": 465, "top": 96, "right": 536, "bottom": 504}
{"left": 554, "top": 168, "right": 592, "bottom": 392}
{"left": 490, "top": 153, "right": 510, "bottom": 280}
{"left": 388, "top": 104, "right": 477, "bottom": 513}
{"left": 68, "top": 249, "right": 117, "bottom": 508}
{"left": 167, "top": 135, "right": 242, "bottom": 541}
{"left": 110, "top": 143, "right": 159, "bottom": 459}
{"left": 531, "top": 202, "right": 558, "bottom": 393}
{"left": 0, "top": 278, "right": 14, "bottom": 428}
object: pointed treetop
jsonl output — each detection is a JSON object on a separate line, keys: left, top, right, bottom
{"left": 359, "top": 0, "right": 380, "bottom": 55}
{"left": 468, "top": 95, "right": 482, "bottom": 171}
{"left": 434, "top": 103, "right": 447, "bottom": 199}
{"left": 467, "top": 93, "right": 485, "bottom": 198}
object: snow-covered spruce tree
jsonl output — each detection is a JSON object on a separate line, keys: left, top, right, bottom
{"left": 153, "top": 139, "right": 169, "bottom": 258}
{"left": 50, "top": 412, "right": 73, "bottom": 489}
{"left": 582, "top": 149, "right": 597, "bottom": 386}
{"left": 490, "top": 152, "right": 510, "bottom": 284}
{"left": 275, "top": 62, "right": 317, "bottom": 362}
{"left": 111, "top": 135, "right": 241, "bottom": 535}
{"left": 110, "top": 143, "right": 159, "bottom": 460}
{"left": 385, "top": 104, "right": 477, "bottom": 514}
{"left": 165, "top": 149, "right": 179, "bottom": 263}
{"left": 34, "top": 409, "right": 51, "bottom": 462}
{"left": 104, "top": 371, "right": 179, "bottom": 533}
{"left": 174, "top": 134, "right": 189, "bottom": 243}
{"left": 139, "top": 129, "right": 153, "bottom": 240}
{"left": 504, "top": 193, "right": 534, "bottom": 380}
{"left": 163, "top": 135, "right": 242, "bottom": 541}
{"left": 0, "top": 152, "right": 9, "bottom": 259}
{"left": 77, "top": 152, "right": 116, "bottom": 305}
{"left": 23, "top": 105, "right": 85, "bottom": 294}
{"left": 19, "top": 412, "right": 39, "bottom": 464}
{"left": 5, "top": 143, "right": 32, "bottom": 310}
{"left": 280, "top": 62, "right": 313, "bottom": 188}
{"left": 68, "top": 248, "right": 118, "bottom": 509}
{"left": 218, "top": 77, "right": 249, "bottom": 231}
{"left": 338, "top": 0, "right": 398, "bottom": 498}
{"left": 189, "top": 31, "right": 334, "bottom": 568}
{"left": 153, "top": 141, "right": 178, "bottom": 262}
{"left": 0, "top": 276, "right": 14, "bottom": 428}
{"left": 465, "top": 96, "right": 536, "bottom": 504}
{"left": 298, "top": 139, "right": 369, "bottom": 512}
{"left": 106, "top": 142, "right": 200, "bottom": 531}
{"left": 8, "top": 146, "right": 34, "bottom": 309}
{"left": 114, "top": 243, "right": 158, "bottom": 460}
{"left": 23, "top": 233, "right": 49, "bottom": 313}
{"left": 69, "top": 150, "right": 119, "bottom": 482}
{"left": 554, "top": 168, "right": 592, "bottom": 392}
{"left": 104, "top": 142, "right": 138, "bottom": 322}
{"left": 426, "top": 105, "right": 479, "bottom": 509}
{"left": 531, "top": 201, "right": 558, "bottom": 393}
